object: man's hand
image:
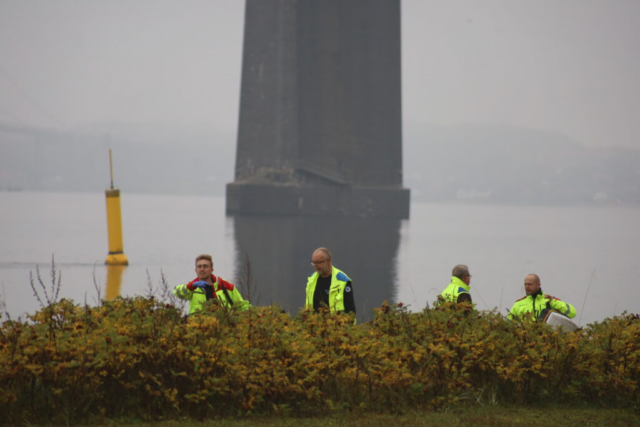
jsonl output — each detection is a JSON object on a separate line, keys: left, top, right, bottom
{"left": 192, "top": 281, "right": 209, "bottom": 289}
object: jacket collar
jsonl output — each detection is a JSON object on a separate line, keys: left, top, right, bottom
{"left": 529, "top": 288, "right": 544, "bottom": 299}
{"left": 450, "top": 276, "right": 471, "bottom": 291}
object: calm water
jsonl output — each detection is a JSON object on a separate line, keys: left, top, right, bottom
{"left": 1, "top": 191, "right": 638, "bottom": 325}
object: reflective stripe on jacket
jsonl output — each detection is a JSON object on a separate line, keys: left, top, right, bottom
{"left": 305, "top": 266, "right": 350, "bottom": 313}
{"left": 508, "top": 291, "right": 576, "bottom": 321}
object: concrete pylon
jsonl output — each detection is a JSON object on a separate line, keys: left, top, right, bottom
{"left": 226, "top": 0, "right": 410, "bottom": 218}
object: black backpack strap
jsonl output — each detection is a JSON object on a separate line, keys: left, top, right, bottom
{"left": 222, "top": 287, "right": 234, "bottom": 306}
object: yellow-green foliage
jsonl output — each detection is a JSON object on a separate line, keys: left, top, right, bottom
{"left": 0, "top": 299, "right": 638, "bottom": 424}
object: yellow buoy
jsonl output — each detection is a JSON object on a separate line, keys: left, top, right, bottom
{"left": 105, "top": 265, "right": 126, "bottom": 300}
{"left": 105, "top": 149, "right": 128, "bottom": 265}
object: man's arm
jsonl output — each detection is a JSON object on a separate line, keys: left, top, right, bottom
{"left": 216, "top": 276, "right": 251, "bottom": 311}
{"left": 173, "top": 284, "right": 194, "bottom": 301}
{"left": 343, "top": 281, "right": 356, "bottom": 314}
{"left": 548, "top": 297, "right": 577, "bottom": 319}
{"left": 230, "top": 287, "right": 251, "bottom": 311}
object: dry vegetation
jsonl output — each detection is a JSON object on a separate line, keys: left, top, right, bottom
{"left": 0, "top": 265, "right": 638, "bottom": 424}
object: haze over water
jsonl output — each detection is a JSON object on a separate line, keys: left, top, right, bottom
{"left": 1, "top": 191, "right": 637, "bottom": 325}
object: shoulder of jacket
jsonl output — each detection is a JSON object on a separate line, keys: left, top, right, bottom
{"left": 216, "top": 276, "right": 235, "bottom": 291}
{"left": 515, "top": 296, "right": 527, "bottom": 302}
{"left": 336, "top": 271, "right": 350, "bottom": 282}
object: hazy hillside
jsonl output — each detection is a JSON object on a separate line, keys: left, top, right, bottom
{"left": 0, "top": 123, "right": 235, "bottom": 196}
{"left": 404, "top": 123, "right": 640, "bottom": 205}
{"left": 1, "top": 121, "right": 638, "bottom": 205}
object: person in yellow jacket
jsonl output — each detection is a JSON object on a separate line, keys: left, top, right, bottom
{"left": 439, "top": 264, "right": 473, "bottom": 304}
{"left": 173, "top": 254, "right": 250, "bottom": 315}
{"left": 305, "top": 247, "right": 356, "bottom": 315}
{"left": 508, "top": 273, "right": 576, "bottom": 321}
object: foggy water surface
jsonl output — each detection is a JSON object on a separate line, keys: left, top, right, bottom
{"left": 1, "top": 191, "right": 638, "bottom": 325}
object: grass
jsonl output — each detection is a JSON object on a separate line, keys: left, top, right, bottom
{"left": 85, "top": 407, "right": 640, "bottom": 426}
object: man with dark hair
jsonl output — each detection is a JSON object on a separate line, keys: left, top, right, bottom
{"left": 173, "top": 254, "right": 250, "bottom": 315}
{"left": 305, "top": 247, "right": 356, "bottom": 315}
{"left": 439, "top": 264, "right": 473, "bottom": 304}
{"left": 508, "top": 274, "right": 576, "bottom": 321}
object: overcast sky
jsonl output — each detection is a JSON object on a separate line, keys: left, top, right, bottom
{"left": 1, "top": 0, "right": 639, "bottom": 148}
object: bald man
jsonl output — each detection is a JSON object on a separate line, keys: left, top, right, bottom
{"left": 508, "top": 274, "right": 576, "bottom": 321}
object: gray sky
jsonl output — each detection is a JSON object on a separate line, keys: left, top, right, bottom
{"left": 1, "top": 0, "right": 639, "bottom": 148}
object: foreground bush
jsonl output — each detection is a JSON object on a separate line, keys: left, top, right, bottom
{"left": 0, "top": 298, "right": 638, "bottom": 424}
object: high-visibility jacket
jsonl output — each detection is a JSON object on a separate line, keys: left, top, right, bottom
{"left": 173, "top": 274, "right": 250, "bottom": 315}
{"left": 440, "top": 276, "right": 472, "bottom": 304}
{"left": 305, "top": 267, "right": 352, "bottom": 314}
{"left": 508, "top": 290, "right": 576, "bottom": 321}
